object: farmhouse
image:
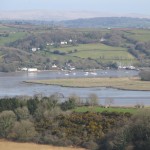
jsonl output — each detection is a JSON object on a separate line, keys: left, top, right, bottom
{"left": 27, "top": 68, "right": 38, "bottom": 72}
{"left": 61, "top": 41, "right": 67, "bottom": 45}
{"left": 52, "top": 64, "right": 57, "bottom": 68}
{"left": 31, "top": 48, "right": 37, "bottom": 52}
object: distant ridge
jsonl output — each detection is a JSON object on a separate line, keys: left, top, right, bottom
{"left": 0, "top": 10, "right": 150, "bottom": 21}
{"left": 1, "top": 10, "right": 150, "bottom": 28}
{"left": 60, "top": 17, "right": 150, "bottom": 28}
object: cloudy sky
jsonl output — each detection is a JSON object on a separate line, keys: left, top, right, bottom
{"left": 0, "top": 0, "right": 149, "bottom": 15}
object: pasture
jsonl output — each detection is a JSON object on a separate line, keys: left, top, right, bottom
{"left": 74, "top": 106, "right": 137, "bottom": 114}
{"left": 50, "top": 43, "right": 126, "bottom": 53}
{"left": 48, "top": 43, "right": 135, "bottom": 63}
{"left": 0, "top": 32, "right": 27, "bottom": 46}
{"left": 124, "top": 29, "right": 150, "bottom": 42}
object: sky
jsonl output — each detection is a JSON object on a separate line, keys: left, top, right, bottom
{"left": 0, "top": 0, "right": 149, "bottom": 15}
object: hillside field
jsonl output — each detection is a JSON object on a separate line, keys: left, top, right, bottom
{"left": 48, "top": 43, "right": 135, "bottom": 63}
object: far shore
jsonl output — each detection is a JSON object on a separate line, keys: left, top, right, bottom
{"left": 24, "top": 77, "right": 150, "bottom": 91}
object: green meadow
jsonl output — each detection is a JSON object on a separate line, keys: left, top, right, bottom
{"left": 48, "top": 43, "right": 135, "bottom": 63}
{"left": 0, "top": 32, "right": 27, "bottom": 46}
{"left": 74, "top": 106, "right": 138, "bottom": 114}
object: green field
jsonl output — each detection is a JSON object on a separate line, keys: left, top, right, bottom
{"left": 124, "top": 29, "right": 150, "bottom": 42}
{"left": 39, "top": 51, "right": 80, "bottom": 62}
{"left": 48, "top": 43, "right": 135, "bottom": 63}
{"left": 0, "top": 24, "right": 17, "bottom": 32}
{"left": 0, "top": 32, "right": 27, "bottom": 46}
{"left": 74, "top": 106, "right": 138, "bottom": 114}
{"left": 50, "top": 43, "right": 126, "bottom": 53}
{"left": 70, "top": 49, "right": 134, "bottom": 59}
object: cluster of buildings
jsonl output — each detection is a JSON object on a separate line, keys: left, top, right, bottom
{"left": 31, "top": 39, "right": 73, "bottom": 52}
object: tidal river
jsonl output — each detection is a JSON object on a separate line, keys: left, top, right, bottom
{"left": 0, "top": 70, "right": 150, "bottom": 106}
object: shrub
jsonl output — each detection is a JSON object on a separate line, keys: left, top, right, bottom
{"left": 10, "top": 120, "right": 37, "bottom": 141}
{"left": 139, "top": 70, "right": 150, "bottom": 81}
{"left": 0, "top": 110, "right": 16, "bottom": 138}
{"left": 60, "top": 98, "right": 77, "bottom": 111}
{"left": 15, "top": 106, "right": 30, "bottom": 121}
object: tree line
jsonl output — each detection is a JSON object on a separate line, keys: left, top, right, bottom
{"left": 0, "top": 94, "right": 150, "bottom": 150}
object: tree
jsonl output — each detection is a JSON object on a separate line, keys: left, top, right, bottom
{"left": 88, "top": 93, "right": 99, "bottom": 106}
{"left": 60, "top": 98, "right": 77, "bottom": 111}
{"left": 15, "top": 106, "right": 30, "bottom": 121}
{"left": 105, "top": 98, "right": 114, "bottom": 107}
{"left": 27, "top": 98, "right": 39, "bottom": 115}
{"left": 139, "top": 70, "right": 150, "bottom": 81}
{"left": 0, "top": 110, "right": 16, "bottom": 138}
{"left": 10, "top": 120, "right": 37, "bottom": 141}
{"left": 68, "top": 93, "right": 81, "bottom": 106}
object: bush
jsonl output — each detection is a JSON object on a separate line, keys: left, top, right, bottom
{"left": 82, "top": 140, "right": 99, "bottom": 150}
{"left": 10, "top": 120, "right": 37, "bottom": 141}
{"left": 60, "top": 98, "right": 76, "bottom": 111}
{"left": 139, "top": 70, "right": 150, "bottom": 81}
{"left": 15, "top": 106, "right": 30, "bottom": 121}
{"left": 0, "top": 110, "right": 16, "bottom": 138}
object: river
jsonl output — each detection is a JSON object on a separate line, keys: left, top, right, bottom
{"left": 0, "top": 70, "right": 150, "bottom": 106}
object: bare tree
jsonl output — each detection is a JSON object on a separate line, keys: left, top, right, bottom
{"left": 88, "top": 93, "right": 99, "bottom": 106}
{"left": 105, "top": 98, "right": 114, "bottom": 108}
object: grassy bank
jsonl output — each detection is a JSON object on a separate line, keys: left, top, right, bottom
{"left": 26, "top": 77, "right": 150, "bottom": 91}
{"left": 74, "top": 106, "right": 138, "bottom": 114}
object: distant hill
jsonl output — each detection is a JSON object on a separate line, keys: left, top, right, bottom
{"left": 60, "top": 17, "right": 150, "bottom": 28}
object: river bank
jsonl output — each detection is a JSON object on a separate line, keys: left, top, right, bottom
{"left": 25, "top": 77, "right": 150, "bottom": 91}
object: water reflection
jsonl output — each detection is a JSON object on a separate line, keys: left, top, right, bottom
{"left": 27, "top": 72, "right": 38, "bottom": 78}
{"left": 0, "top": 70, "right": 150, "bottom": 106}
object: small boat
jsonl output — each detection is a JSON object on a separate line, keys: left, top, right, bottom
{"left": 84, "top": 72, "right": 89, "bottom": 76}
{"left": 90, "top": 72, "right": 97, "bottom": 75}
{"left": 65, "top": 73, "right": 69, "bottom": 76}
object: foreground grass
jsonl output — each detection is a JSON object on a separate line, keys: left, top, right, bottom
{"left": 0, "top": 140, "right": 85, "bottom": 150}
{"left": 74, "top": 106, "right": 138, "bottom": 114}
{"left": 26, "top": 77, "right": 150, "bottom": 91}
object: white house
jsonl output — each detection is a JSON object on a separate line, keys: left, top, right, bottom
{"left": 31, "top": 48, "right": 37, "bottom": 52}
{"left": 21, "top": 67, "right": 28, "bottom": 71}
{"left": 100, "top": 38, "right": 106, "bottom": 42}
{"left": 69, "top": 39, "right": 73, "bottom": 43}
{"left": 52, "top": 64, "right": 57, "bottom": 68}
{"left": 61, "top": 41, "right": 67, "bottom": 45}
{"left": 27, "top": 68, "right": 38, "bottom": 72}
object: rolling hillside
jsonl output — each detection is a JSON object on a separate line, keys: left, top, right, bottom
{"left": 60, "top": 17, "right": 150, "bottom": 28}
{"left": 0, "top": 22, "right": 150, "bottom": 72}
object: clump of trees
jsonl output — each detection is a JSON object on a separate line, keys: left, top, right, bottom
{"left": 139, "top": 70, "right": 150, "bottom": 81}
{"left": 0, "top": 95, "right": 149, "bottom": 150}
{"left": 103, "top": 109, "right": 150, "bottom": 150}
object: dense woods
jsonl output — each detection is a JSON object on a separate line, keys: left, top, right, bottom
{"left": 0, "top": 95, "right": 149, "bottom": 150}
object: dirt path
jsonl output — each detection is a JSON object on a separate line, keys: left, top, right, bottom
{"left": 0, "top": 140, "right": 85, "bottom": 150}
